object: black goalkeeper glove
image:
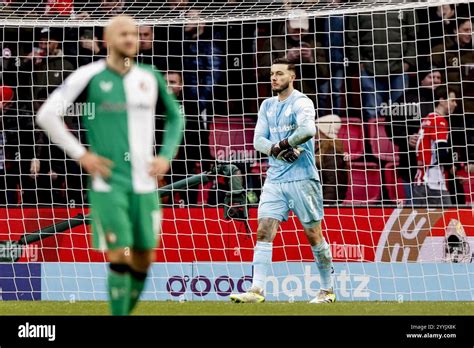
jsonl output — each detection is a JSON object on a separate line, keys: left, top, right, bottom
{"left": 277, "top": 147, "right": 302, "bottom": 163}
{"left": 270, "top": 139, "right": 303, "bottom": 163}
{"left": 270, "top": 138, "right": 291, "bottom": 158}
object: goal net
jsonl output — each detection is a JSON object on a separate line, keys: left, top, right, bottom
{"left": 0, "top": 0, "right": 473, "bottom": 302}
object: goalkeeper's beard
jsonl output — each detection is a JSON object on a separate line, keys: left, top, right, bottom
{"left": 272, "top": 81, "right": 290, "bottom": 94}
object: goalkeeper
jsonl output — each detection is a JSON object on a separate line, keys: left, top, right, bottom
{"left": 36, "top": 15, "right": 184, "bottom": 315}
{"left": 230, "top": 58, "right": 335, "bottom": 304}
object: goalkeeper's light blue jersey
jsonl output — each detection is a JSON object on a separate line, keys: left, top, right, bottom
{"left": 254, "top": 89, "right": 319, "bottom": 183}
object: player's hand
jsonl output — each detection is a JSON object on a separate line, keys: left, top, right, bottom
{"left": 270, "top": 138, "right": 290, "bottom": 158}
{"left": 29, "top": 158, "right": 40, "bottom": 178}
{"left": 277, "top": 147, "right": 302, "bottom": 163}
{"left": 408, "top": 133, "right": 419, "bottom": 149}
{"left": 300, "top": 44, "right": 314, "bottom": 63}
{"left": 78, "top": 151, "right": 113, "bottom": 178}
{"left": 149, "top": 156, "right": 170, "bottom": 180}
{"left": 48, "top": 170, "right": 58, "bottom": 181}
{"left": 286, "top": 48, "right": 300, "bottom": 62}
{"left": 468, "top": 163, "right": 474, "bottom": 174}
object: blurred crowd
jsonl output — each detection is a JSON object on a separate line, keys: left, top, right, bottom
{"left": 0, "top": 0, "right": 473, "bottom": 207}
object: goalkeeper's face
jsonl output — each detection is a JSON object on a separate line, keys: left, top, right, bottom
{"left": 107, "top": 17, "right": 138, "bottom": 59}
{"left": 270, "top": 64, "right": 295, "bottom": 93}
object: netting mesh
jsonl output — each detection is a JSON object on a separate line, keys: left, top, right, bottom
{"left": 0, "top": 0, "right": 472, "bottom": 302}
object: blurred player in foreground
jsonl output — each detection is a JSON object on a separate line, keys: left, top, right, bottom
{"left": 230, "top": 57, "right": 335, "bottom": 304}
{"left": 36, "top": 15, "right": 184, "bottom": 315}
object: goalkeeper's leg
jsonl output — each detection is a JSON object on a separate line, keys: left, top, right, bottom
{"left": 304, "top": 222, "right": 336, "bottom": 304}
{"left": 290, "top": 179, "right": 335, "bottom": 303}
{"left": 230, "top": 217, "right": 280, "bottom": 303}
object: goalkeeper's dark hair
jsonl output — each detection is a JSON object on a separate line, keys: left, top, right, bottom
{"left": 272, "top": 57, "right": 295, "bottom": 73}
{"left": 434, "top": 85, "right": 456, "bottom": 107}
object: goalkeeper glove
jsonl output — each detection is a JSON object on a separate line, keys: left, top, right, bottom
{"left": 270, "top": 138, "right": 291, "bottom": 158}
{"left": 276, "top": 147, "right": 303, "bottom": 163}
{"left": 270, "top": 139, "right": 303, "bottom": 163}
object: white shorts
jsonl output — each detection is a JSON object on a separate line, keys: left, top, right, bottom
{"left": 258, "top": 179, "right": 324, "bottom": 228}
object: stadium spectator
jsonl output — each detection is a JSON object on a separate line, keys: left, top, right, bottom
{"left": 44, "top": 0, "right": 73, "bottom": 16}
{"left": 182, "top": 10, "right": 225, "bottom": 115}
{"left": 0, "top": 86, "right": 42, "bottom": 205}
{"left": 429, "top": 4, "right": 456, "bottom": 47}
{"left": 432, "top": 16, "right": 474, "bottom": 201}
{"left": 346, "top": 9, "right": 417, "bottom": 120}
{"left": 31, "top": 89, "right": 86, "bottom": 205}
{"left": 315, "top": 114, "right": 347, "bottom": 204}
{"left": 0, "top": 32, "right": 19, "bottom": 88}
{"left": 77, "top": 28, "right": 106, "bottom": 67}
{"left": 320, "top": 1, "right": 346, "bottom": 116}
{"left": 163, "top": 70, "right": 209, "bottom": 204}
{"left": 99, "top": 0, "right": 124, "bottom": 15}
{"left": 432, "top": 17, "right": 474, "bottom": 115}
{"left": 257, "top": 10, "right": 329, "bottom": 115}
{"left": 137, "top": 25, "right": 167, "bottom": 72}
{"left": 19, "top": 27, "right": 74, "bottom": 105}
{"left": 412, "top": 86, "right": 457, "bottom": 206}
{"left": 385, "top": 66, "right": 443, "bottom": 200}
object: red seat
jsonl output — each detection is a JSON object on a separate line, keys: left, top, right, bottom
{"left": 367, "top": 117, "right": 399, "bottom": 163}
{"left": 209, "top": 117, "right": 255, "bottom": 162}
{"left": 338, "top": 117, "right": 365, "bottom": 161}
{"left": 343, "top": 162, "right": 382, "bottom": 204}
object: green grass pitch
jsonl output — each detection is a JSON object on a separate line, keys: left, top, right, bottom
{"left": 0, "top": 301, "right": 473, "bottom": 316}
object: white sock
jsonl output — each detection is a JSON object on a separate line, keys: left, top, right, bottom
{"left": 311, "top": 238, "right": 334, "bottom": 290}
{"left": 251, "top": 241, "right": 272, "bottom": 292}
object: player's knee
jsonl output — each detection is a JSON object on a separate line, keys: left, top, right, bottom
{"left": 107, "top": 248, "right": 131, "bottom": 265}
{"left": 131, "top": 249, "right": 155, "bottom": 272}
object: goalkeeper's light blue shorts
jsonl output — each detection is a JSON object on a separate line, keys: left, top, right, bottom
{"left": 258, "top": 179, "right": 324, "bottom": 227}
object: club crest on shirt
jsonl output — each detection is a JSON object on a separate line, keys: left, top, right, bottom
{"left": 284, "top": 105, "right": 292, "bottom": 117}
{"left": 99, "top": 81, "right": 113, "bottom": 92}
{"left": 106, "top": 232, "right": 117, "bottom": 244}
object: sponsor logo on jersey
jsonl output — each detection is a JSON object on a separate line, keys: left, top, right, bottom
{"left": 270, "top": 123, "right": 297, "bottom": 133}
{"left": 99, "top": 80, "right": 113, "bottom": 92}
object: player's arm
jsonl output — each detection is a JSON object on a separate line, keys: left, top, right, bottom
{"left": 288, "top": 98, "right": 316, "bottom": 146}
{"left": 150, "top": 71, "right": 184, "bottom": 177}
{"left": 269, "top": 98, "right": 316, "bottom": 162}
{"left": 434, "top": 118, "right": 453, "bottom": 169}
{"left": 253, "top": 100, "right": 273, "bottom": 155}
{"left": 35, "top": 67, "right": 112, "bottom": 177}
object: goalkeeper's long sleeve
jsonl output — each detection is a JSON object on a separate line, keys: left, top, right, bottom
{"left": 253, "top": 99, "right": 273, "bottom": 156}
{"left": 288, "top": 98, "right": 316, "bottom": 147}
{"left": 155, "top": 71, "right": 185, "bottom": 161}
